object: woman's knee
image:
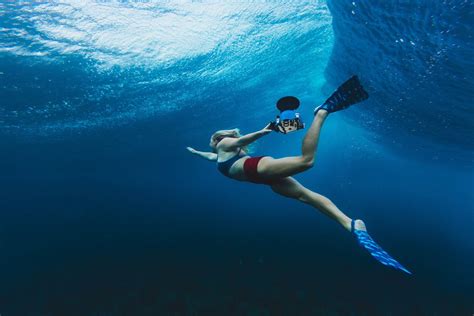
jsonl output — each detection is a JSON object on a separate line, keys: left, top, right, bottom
{"left": 294, "top": 188, "right": 311, "bottom": 203}
{"left": 282, "top": 188, "right": 306, "bottom": 201}
{"left": 299, "top": 156, "right": 314, "bottom": 170}
{"left": 271, "top": 178, "right": 306, "bottom": 200}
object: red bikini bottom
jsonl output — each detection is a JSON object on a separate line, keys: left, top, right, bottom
{"left": 243, "top": 156, "right": 275, "bottom": 185}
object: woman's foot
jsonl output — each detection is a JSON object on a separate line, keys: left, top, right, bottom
{"left": 351, "top": 219, "right": 367, "bottom": 233}
{"left": 343, "top": 218, "right": 367, "bottom": 233}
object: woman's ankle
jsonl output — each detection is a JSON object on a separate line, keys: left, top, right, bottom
{"left": 315, "top": 109, "right": 328, "bottom": 120}
{"left": 341, "top": 217, "right": 352, "bottom": 232}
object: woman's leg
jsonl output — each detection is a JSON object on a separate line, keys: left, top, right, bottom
{"left": 258, "top": 110, "right": 329, "bottom": 178}
{"left": 270, "top": 177, "right": 364, "bottom": 232}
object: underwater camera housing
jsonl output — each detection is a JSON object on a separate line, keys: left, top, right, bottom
{"left": 270, "top": 96, "right": 305, "bottom": 134}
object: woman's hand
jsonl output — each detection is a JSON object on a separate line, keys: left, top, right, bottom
{"left": 187, "top": 147, "right": 218, "bottom": 161}
{"left": 186, "top": 146, "right": 197, "bottom": 154}
{"left": 261, "top": 122, "right": 274, "bottom": 134}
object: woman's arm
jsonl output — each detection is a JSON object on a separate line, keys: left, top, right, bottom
{"left": 186, "top": 147, "right": 217, "bottom": 161}
{"left": 220, "top": 124, "right": 272, "bottom": 150}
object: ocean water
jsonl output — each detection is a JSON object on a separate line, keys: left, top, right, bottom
{"left": 0, "top": 1, "right": 473, "bottom": 315}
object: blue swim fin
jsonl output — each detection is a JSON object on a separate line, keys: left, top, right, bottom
{"left": 315, "top": 75, "right": 369, "bottom": 115}
{"left": 352, "top": 220, "right": 412, "bottom": 275}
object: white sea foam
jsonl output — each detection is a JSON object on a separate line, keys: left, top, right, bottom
{"left": 0, "top": 1, "right": 333, "bottom": 136}
{"left": 10, "top": 1, "right": 330, "bottom": 70}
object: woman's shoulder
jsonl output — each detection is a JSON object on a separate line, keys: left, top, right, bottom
{"left": 216, "top": 139, "right": 235, "bottom": 152}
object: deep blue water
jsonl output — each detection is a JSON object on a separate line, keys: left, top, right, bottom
{"left": 1, "top": 1, "right": 473, "bottom": 315}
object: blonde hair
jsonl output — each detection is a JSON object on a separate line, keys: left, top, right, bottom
{"left": 210, "top": 128, "right": 250, "bottom": 153}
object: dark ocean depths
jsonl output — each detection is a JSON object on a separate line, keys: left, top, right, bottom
{"left": 0, "top": 1, "right": 473, "bottom": 315}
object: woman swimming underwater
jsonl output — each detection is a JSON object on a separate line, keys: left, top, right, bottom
{"left": 187, "top": 102, "right": 365, "bottom": 233}
{"left": 187, "top": 76, "right": 411, "bottom": 274}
